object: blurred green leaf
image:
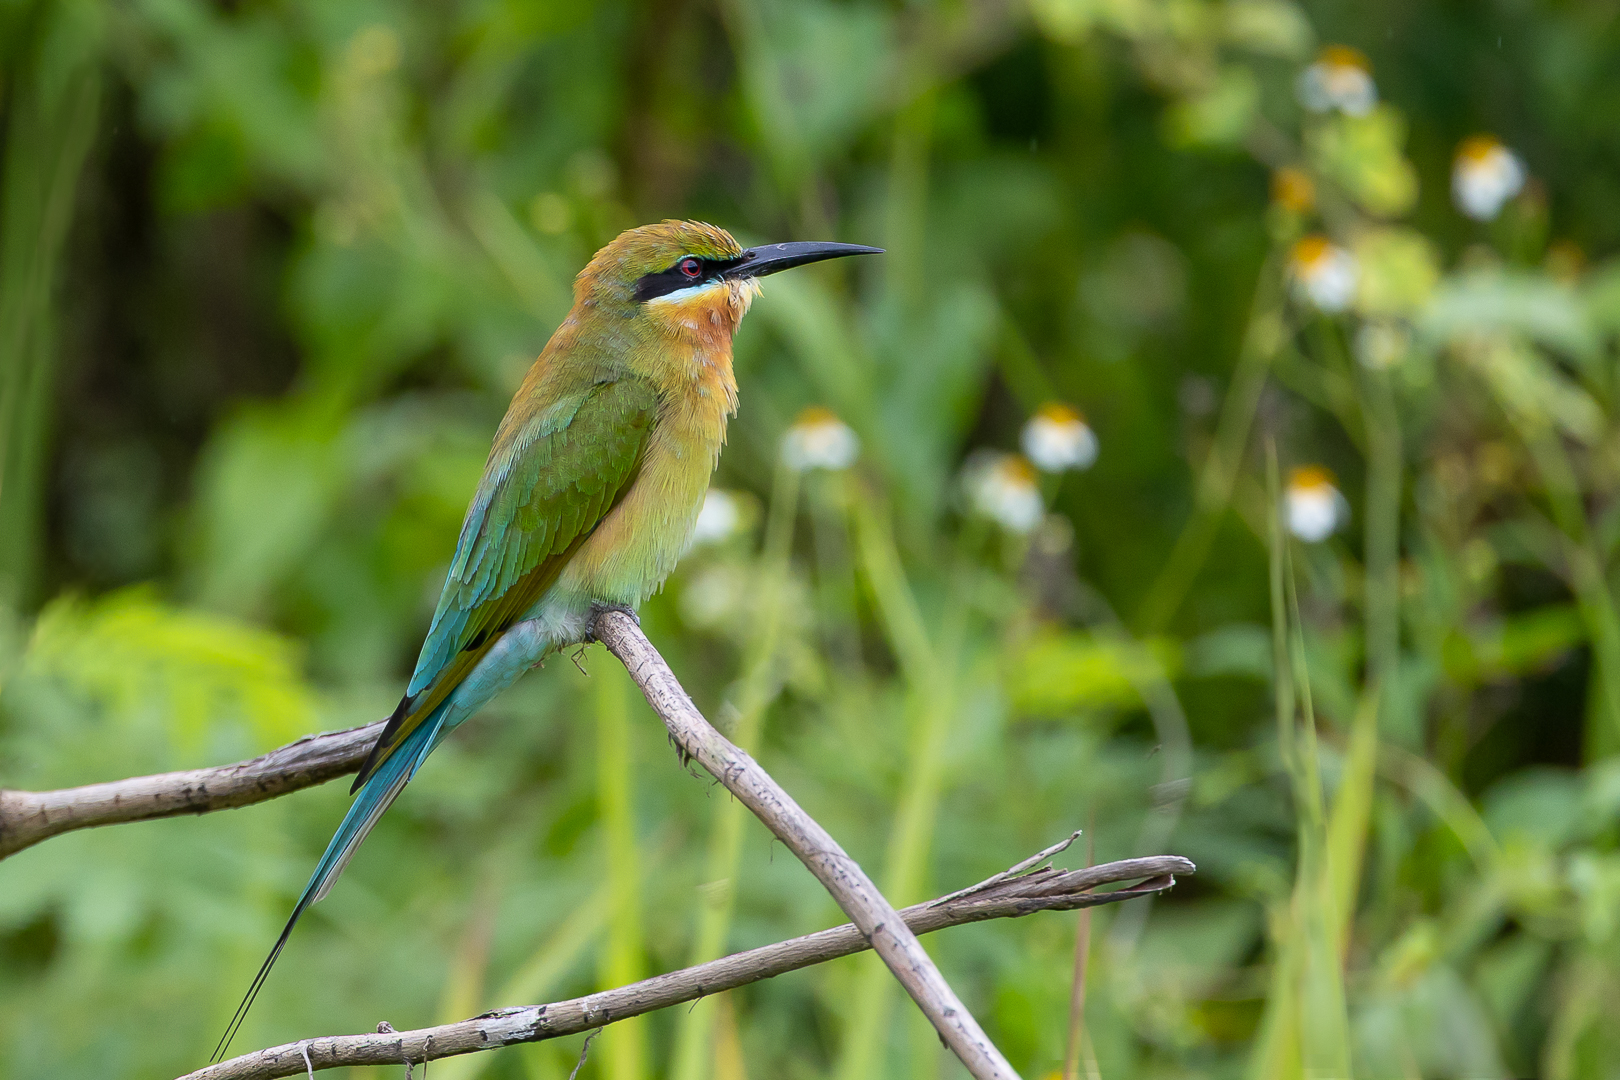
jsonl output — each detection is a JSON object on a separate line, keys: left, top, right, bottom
{"left": 1307, "top": 105, "right": 1419, "bottom": 218}
{"left": 1164, "top": 66, "right": 1260, "bottom": 148}
{"left": 1352, "top": 227, "right": 1439, "bottom": 317}
{"left": 1008, "top": 630, "right": 1181, "bottom": 715}
{"left": 1184, "top": 623, "right": 1272, "bottom": 680}
{"left": 1456, "top": 335, "right": 1604, "bottom": 445}
{"left": 23, "top": 587, "right": 317, "bottom": 764}
{"left": 727, "top": 0, "right": 895, "bottom": 178}
{"left": 189, "top": 404, "right": 346, "bottom": 616}
{"left": 1481, "top": 768, "right": 1582, "bottom": 852}
{"left": 1450, "top": 603, "right": 1587, "bottom": 682}
{"left": 1222, "top": 0, "right": 1313, "bottom": 59}
{"left": 1423, "top": 269, "right": 1599, "bottom": 363}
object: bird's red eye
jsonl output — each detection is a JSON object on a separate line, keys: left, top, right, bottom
{"left": 679, "top": 257, "right": 702, "bottom": 279}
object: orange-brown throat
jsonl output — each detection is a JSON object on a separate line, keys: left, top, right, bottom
{"left": 643, "top": 279, "right": 754, "bottom": 410}
{"left": 645, "top": 277, "right": 759, "bottom": 349}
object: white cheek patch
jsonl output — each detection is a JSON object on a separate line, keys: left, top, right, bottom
{"left": 646, "top": 278, "right": 727, "bottom": 307}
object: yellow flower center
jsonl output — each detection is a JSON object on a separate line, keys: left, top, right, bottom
{"left": 997, "top": 455, "right": 1038, "bottom": 486}
{"left": 1456, "top": 134, "right": 1504, "bottom": 165}
{"left": 1317, "top": 44, "right": 1370, "bottom": 73}
{"left": 793, "top": 405, "right": 842, "bottom": 430}
{"left": 1291, "top": 234, "right": 1334, "bottom": 272}
{"left": 1288, "top": 464, "right": 1336, "bottom": 493}
{"left": 1035, "top": 402, "right": 1084, "bottom": 425}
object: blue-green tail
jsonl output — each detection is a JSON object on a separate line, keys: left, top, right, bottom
{"left": 211, "top": 709, "right": 446, "bottom": 1062}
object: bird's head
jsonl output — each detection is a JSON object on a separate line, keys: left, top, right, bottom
{"left": 575, "top": 219, "right": 880, "bottom": 342}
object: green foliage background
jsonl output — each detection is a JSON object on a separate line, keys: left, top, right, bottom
{"left": 4, "top": 0, "right": 1620, "bottom": 1077}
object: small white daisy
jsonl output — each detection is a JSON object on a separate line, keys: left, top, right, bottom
{"left": 1452, "top": 135, "right": 1526, "bottom": 222}
{"left": 1286, "top": 465, "right": 1348, "bottom": 542}
{"left": 1297, "top": 46, "right": 1377, "bottom": 117}
{"left": 964, "top": 452, "right": 1045, "bottom": 534}
{"left": 691, "top": 489, "right": 742, "bottom": 545}
{"left": 781, "top": 407, "right": 859, "bottom": 472}
{"left": 1021, "top": 402, "right": 1098, "bottom": 473}
{"left": 1291, "top": 235, "right": 1360, "bottom": 313}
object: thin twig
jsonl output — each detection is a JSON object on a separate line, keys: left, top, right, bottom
{"left": 590, "top": 610, "right": 1018, "bottom": 1079}
{"left": 1062, "top": 819, "right": 1096, "bottom": 1080}
{"left": 929, "top": 830, "right": 1081, "bottom": 907}
{"left": 0, "top": 721, "right": 383, "bottom": 859}
{"left": 566, "top": 1029, "right": 601, "bottom": 1080}
{"left": 176, "top": 851, "right": 1192, "bottom": 1080}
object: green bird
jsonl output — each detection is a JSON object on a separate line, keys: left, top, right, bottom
{"left": 215, "top": 220, "right": 879, "bottom": 1056}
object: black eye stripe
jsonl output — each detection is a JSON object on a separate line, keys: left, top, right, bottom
{"left": 633, "top": 255, "right": 747, "bottom": 302}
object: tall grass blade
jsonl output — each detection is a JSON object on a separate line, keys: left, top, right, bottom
{"left": 669, "top": 459, "right": 799, "bottom": 1080}
{"left": 0, "top": 0, "right": 101, "bottom": 608}
{"left": 596, "top": 660, "right": 645, "bottom": 1080}
{"left": 836, "top": 487, "right": 955, "bottom": 1080}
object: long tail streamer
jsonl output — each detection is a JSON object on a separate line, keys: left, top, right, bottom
{"left": 211, "top": 711, "right": 446, "bottom": 1062}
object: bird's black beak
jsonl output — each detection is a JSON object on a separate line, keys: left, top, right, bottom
{"left": 724, "top": 241, "right": 884, "bottom": 280}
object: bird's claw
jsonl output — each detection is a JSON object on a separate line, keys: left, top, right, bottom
{"left": 586, "top": 601, "right": 640, "bottom": 642}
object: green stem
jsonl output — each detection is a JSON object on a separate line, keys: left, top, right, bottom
{"left": 1137, "top": 256, "right": 1286, "bottom": 634}
{"left": 716, "top": 0, "right": 806, "bottom": 186}
{"left": 1249, "top": 443, "right": 1302, "bottom": 1080}
{"left": 1359, "top": 365, "right": 1403, "bottom": 742}
{"left": 1267, "top": 445, "right": 1296, "bottom": 776}
{"left": 1284, "top": 479, "right": 1352, "bottom": 1080}
{"left": 0, "top": 0, "right": 102, "bottom": 609}
{"left": 995, "top": 313, "right": 1059, "bottom": 411}
{"left": 1072, "top": 583, "right": 1193, "bottom": 956}
{"left": 883, "top": 90, "right": 937, "bottom": 314}
{"left": 596, "top": 662, "right": 645, "bottom": 1080}
{"left": 1520, "top": 429, "right": 1620, "bottom": 753}
{"left": 811, "top": 470, "right": 863, "bottom": 674}
{"left": 835, "top": 489, "right": 957, "bottom": 1080}
{"left": 1251, "top": 442, "right": 1353, "bottom": 1079}
{"left": 1285, "top": 541, "right": 1325, "bottom": 833}
{"left": 669, "top": 459, "right": 800, "bottom": 1080}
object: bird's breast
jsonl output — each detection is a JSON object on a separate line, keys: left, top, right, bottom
{"left": 555, "top": 345, "right": 738, "bottom": 607}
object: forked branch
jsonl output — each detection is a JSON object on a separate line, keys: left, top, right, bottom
{"left": 4, "top": 612, "right": 1196, "bottom": 1080}
{"left": 590, "top": 609, "right": 1023, "bottom": 1078}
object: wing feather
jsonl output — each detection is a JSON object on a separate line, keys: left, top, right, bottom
{"left": 354, "top": 378, "right": 659, "bottom": 791}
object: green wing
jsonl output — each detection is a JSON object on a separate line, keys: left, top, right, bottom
{"left": 352, "top": 378, "right": 660, "bottom": 790}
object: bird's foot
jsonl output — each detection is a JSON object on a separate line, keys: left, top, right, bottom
{"left": 585, "top": 601, "right": 640, "bottom": 642}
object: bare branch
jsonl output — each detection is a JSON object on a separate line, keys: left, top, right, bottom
{"left": 0, "top": 721, "right": 383, "bottom": 859}
{"left": 6, "top": 612, "right": 1196, "bottom": 1080}
{"left": 591, "top": 609, "right": 1011, "bottom": 1080}
{"left": 178, "top": 852, "right": 1195, "bottom": 1080}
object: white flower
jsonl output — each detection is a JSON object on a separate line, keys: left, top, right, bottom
{"left": 1286, "top": 465, "right": 1347, "bottom": 542}
{"left": 1355, "top": 321, "right": 1409, "bottom": 370}
{"left": 1297, "top": 46, "right": 1377, "bottom": 117}
{"left": 679, "top": 564, "right": 747, "bottom": 630}
{"left": 691, "top": 489, "right": 741, "bottom": 545}
{"left": 1291, "top": 235, "right": 1359, "bottom": 313}
{"left": 1021, "top": 403, "right": 1098, "bottom": 473}
{"left": 1452, "top": 135, "right": 1526, "bottom": 221}
{"left": 782, "top": 406, "right": 859, "bottom": 471}
{"left": 964, "top": 452, "right": 1044, "bottom": 534}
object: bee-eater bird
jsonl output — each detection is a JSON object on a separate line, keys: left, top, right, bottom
{"left": 216, "top": 220, "right": 879, "bottom": 1056}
